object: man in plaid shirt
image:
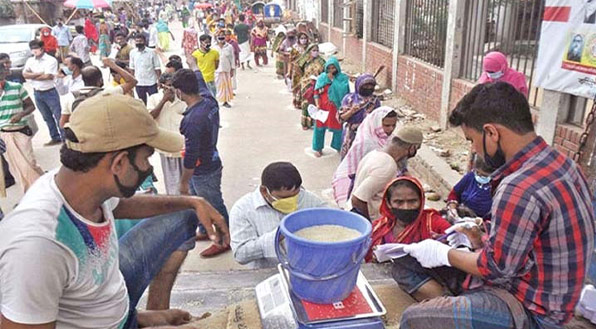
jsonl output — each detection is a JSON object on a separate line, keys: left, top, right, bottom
{"left": 400, "top": 82, "right": 595, "bottom": 329}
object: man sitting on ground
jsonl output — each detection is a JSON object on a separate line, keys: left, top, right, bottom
{"left": 351, "top": 126, "right": 423, "bottom": 221}
{"left": 0, "top": 93, "right": 230, "bottom": 328}
{"left": 230, "top": 162, "right": 326, "bottom": 269}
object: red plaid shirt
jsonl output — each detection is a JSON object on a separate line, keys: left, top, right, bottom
{"left": 477, "top": 137, "right": 595, "bottom": 325}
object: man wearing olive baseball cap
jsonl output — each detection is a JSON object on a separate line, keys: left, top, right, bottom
{"left": 0, "top": 93, "right": 229, "bottom": 328}
{"left": 351, "top": 126, "right": 424, "bottom": 220}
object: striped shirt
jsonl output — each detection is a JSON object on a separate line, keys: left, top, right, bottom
{"left": 477, "top": 137, "right": 595, "bottom": 326}
{"left": 0, "top": 81, "right": 29, "bottom": 129}
{"left": 230, "top": 188, "right": 327, "bottom": 269}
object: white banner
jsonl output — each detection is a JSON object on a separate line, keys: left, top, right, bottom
{"left": 535, "top": 0, "right": 596, "bottom": 98}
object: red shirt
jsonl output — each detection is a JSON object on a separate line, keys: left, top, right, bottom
{"left": 477, "top": 137, "right": 595, "bottom": 325}
{"left": 314, "top": 85, "right": 342, "bottom": 130}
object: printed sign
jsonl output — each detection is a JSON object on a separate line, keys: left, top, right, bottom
{"left": 535, "top": 0, "right": 596, "bottom": 98}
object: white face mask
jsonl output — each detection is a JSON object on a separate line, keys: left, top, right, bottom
{"left": 487, "top": 71, "right": 504, "bottom": 80}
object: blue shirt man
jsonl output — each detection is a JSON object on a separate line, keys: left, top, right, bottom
{"left": 52, "top": 20, "right": 72, "bottom": 47}
{"left": 172, "top": 68, "right": 230, "bottom": 258}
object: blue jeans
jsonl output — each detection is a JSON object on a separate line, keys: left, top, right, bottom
{"left": 206, "top": 81, "right": 217, "bottom": 98}
{"left": 189, "top": 167, "right": 229, "bottom": 234}
{"left": 118, "top": 209, "right": 198, "bottom": 329}
{"left": 34, "top": 88, "right": 63, "bottom": 141}
{"left": 135, "top": 84, "right": 158, "bottom": 105}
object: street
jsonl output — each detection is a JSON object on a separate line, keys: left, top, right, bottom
{"left": 0, "top": 21, "right": 341, "bottom": 273}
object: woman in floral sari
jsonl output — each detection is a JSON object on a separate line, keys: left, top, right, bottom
{"left": 288, "top": 32, "right": 310, "bottom": 109}
{"left": 98, "top": 22, "right": 111, "bottom": 60}
{"left": 296, "top": 44, "right": 326, "bottom": 129}
{"left": 251, "top": 19, "right": 269, "bottom": 66}
{"left": 338, "top": 74, "right": 381, "bottom": 158}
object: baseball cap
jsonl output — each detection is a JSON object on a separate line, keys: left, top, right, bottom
{"left": 394, "top": 126, "right": 423, "bottom": 144}
{"left": 65, "top": 93, "right": 184, "bottom": 154}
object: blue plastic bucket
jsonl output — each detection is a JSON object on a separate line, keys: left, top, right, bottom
{"left": 275, "top": 208, "right": 372, "bottom": 304}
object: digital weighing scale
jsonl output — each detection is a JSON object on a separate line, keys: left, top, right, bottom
{"left": 255, "top": 265, "right": 387, "bottom": 329}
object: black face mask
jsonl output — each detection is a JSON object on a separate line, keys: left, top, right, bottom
{"left": 482, "top": 131, "right": 506, "bottom": 170}
{"left": 136, "top": 43, "right": 145, "bottom": 50}
{"left": 392, "top": 208, "right": 419, "bottom": 225}
{"left": 359, "top": 88, "right": 374, "bottom": 97}
{"left": 114, "top": 155, "right": 154, "bottom": 198}
{"left": 203, "top": 44, "right": 211, "bottom": 51}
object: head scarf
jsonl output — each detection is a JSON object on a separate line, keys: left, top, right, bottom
{"left": 364, "top": 176, "right": 451, "bottom": 262}
{"left": 340, "top": 73, "right": 380, "bottom": 124}
{"left": 40, "top": 27, "right": 57, "bottom": 52}
{"left": 296, "top": 43, "right": 318, "bottom": 68}
{"left": 332, "top": 106, "right": 397, "bottom": 206}
{"left": 315, "top": 56, "right": 350, "bottom": 109}
{"left": 477, "top": 51, "right": 529, "bottom": 98}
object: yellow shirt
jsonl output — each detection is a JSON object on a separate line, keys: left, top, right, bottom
{"left": 191, "top": 49, "right": 219, "bottom": 83}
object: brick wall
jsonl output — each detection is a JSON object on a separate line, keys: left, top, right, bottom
{"left": 554, "top": 124, "right": 582, "bottom": 158}
{"left": 450, "top": 79, "right": 475, "bottom": 113}
{"left": 395, "top": 56, "right": 443, "bottom": 121}
{"left": 322, "top": 24, "right": 394, "bottom": 88}
{"left": 365, "top": 43, "right": 393, "bottom": 88}
{"left": 319, "top": 23, "right": 328, "bottom": 42}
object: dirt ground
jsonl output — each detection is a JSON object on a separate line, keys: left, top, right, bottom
{"left": 340, "top": 59, "right": 471, "bottom": 175}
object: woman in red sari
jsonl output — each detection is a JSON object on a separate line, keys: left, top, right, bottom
{"left": 366, "top": 176, "right": 467, "bottom": 301}
{"left": 84, "top": 16, "right": 98, "bottom": 54}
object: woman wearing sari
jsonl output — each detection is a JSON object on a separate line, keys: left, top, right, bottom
{"left": 251, "top": 19, "right": 269, "bottom": 66}
{"left": 296, "top": 44, "right": 326, "bottom": 129}
{"left": 365, "top": 176, "right": 467, "bottom": 301}
{"left": 85, "top": 16, "right": 98, "bottom": 54}
{"left": 98, "top": 22, "right": 111, "bottom": 60}
{"left": 271, "top": 26, "right": 287, "bottom": 78}
{"left": 277, "top": 29, "right": 297, "bottom": 81}
{"left": 156, "top": 19, "right": 175, "bottom": 51}
{"left": 312, "top": 57, "right": 350, "bottom": 157}
{"left": 338, "top": 74, "right": 381, "bottom": 159}
{"left": 332, "top": 107, "right": 398, "bottom": 207}
{"left": 288, "top": 32, "right": 310, "bottom": 109}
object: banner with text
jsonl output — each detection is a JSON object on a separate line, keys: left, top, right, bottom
{"left": 535, "top": 0, "right": 596, "bottom": 98}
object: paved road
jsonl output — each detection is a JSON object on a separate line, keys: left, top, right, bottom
{"left": 0, "top": 21, "right": 341, "bottom": 273}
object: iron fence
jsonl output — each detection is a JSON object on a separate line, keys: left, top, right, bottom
{"left": 333, "top": 0, "right": 344, "bottom": 28}
{"left": 404, "top": 0, "right": 449, "bottom": 68}
{"left": 321, "top": 0, "right": 329, "bottom": 23}
{"left": 460, "top": 0, "right": 544, "bottom": 107}
{"left": 371, "top": 0, "right": 395, "bottom": 48}
{"left": 354, "top": 0, "right": 364, "bottom": 38}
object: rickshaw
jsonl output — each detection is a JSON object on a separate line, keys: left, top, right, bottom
{"left": 263, "top": 2, "right": 282, "bottom": 24}
{"left": 251, "top": 1, "right": 266, "bottom": 15}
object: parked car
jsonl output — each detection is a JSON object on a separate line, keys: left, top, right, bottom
{"left": 0, "top": 24, "right": 50, "bottom": 74}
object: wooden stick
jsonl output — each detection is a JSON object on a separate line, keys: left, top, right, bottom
{"left": 66, "top": 8, "right": 78, "bottom": 24}
{"left": 373, "top": 65, "right": 386, "bottom": 79}
{"left": 23, "top": 0, "right": 48, "bottom": 25}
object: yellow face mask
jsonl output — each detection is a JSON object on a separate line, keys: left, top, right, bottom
{"left": 266, "top": 187, "right": 300, "bottom": 214}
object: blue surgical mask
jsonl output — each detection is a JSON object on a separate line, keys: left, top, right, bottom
{"left": 474, "top": 173, "right": 491, "bottom": 185}
{"left": 487, "top": 71, "right": 504, "bottom": 80}
{"left": 63, "top": 67, "right": 73, "bottom": 76}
